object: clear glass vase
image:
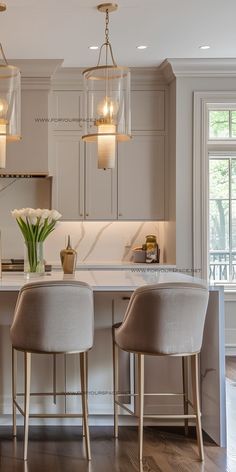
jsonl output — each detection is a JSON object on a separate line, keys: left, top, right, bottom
{"left": 24, "top": 241, "right": 45, "bottom": 277}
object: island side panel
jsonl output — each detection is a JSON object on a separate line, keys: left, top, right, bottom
{"left": 201, "top": 287, "right": 226, "bottom": 447}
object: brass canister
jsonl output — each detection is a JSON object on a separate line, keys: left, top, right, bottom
{"left": 60, "top": 235, "right": 77, "bottom": 274}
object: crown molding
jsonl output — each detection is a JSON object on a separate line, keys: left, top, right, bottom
{"left": 8, "top": 59, "right": 64, "bottom": 90}
{"left": 158, "top": 60, "right": 175, "bottom": 84}
{"left": 160, "top": 58, "right": 236, "bottom": 81}
{"left": 130, "top": 67, "right": 167, "bottom": 88}
{"left": 21, "top": 77, "right": 53, "bottom": 90}
{"left": 10, "top": 59, "right": 63, "bottom": 78}
{"left": 51, "top": 66, "right": 168, "bottom": 91}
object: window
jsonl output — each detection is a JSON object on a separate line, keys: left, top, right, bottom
{"left": 209, "top": 109, "right": 236, "bottom": 282}
{"left": 209, "top": 110, "right": 236, "bottom": 139}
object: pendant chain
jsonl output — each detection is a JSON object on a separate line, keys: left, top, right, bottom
{"left": 105, "top": 9, "right": 109, "bottom": 45}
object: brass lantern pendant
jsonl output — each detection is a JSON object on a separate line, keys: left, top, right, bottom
{"left": 82, "top": 3, "right": 131, "bottom": 170}
{"left": 0, "top": 3, "right": 21, "bottom": 169}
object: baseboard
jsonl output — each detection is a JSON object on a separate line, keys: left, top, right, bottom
{"left": 0, "top": 414, "right": 194, "bottom": 427}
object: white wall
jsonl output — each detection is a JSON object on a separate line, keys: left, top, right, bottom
{"left": 175, "top": 75, "right": 236, "bottom": 268}
{"left": 173, "top": 72, "right": 236, "bottom": 350}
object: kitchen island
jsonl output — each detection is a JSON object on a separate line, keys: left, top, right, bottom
{"left": 0, "top": 270, "right": 225, "bottom": 447}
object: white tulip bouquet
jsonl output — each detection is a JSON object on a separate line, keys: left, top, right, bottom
{"left": 11, "top": 208, "right": 62, "bottom": 274}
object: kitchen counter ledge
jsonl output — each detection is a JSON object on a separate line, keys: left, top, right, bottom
{"left": 0, "top": 269, "right": 203, "bottom": 292}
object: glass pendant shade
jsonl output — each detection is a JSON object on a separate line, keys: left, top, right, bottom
{"left": 0, "top": 63, "right": 21, "bottom": 143}
{"left": 0, "top": 2, "right": 21, "bottom": 169}
{"left": 82, "top": 66, "right": 131, "bottom": 168}
{"left": 82, "top": 5, "right": 131, "bottom": 169}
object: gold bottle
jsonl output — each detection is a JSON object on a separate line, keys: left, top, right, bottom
{"left": 60, "top": 235, "right": 77, "bottom": 274}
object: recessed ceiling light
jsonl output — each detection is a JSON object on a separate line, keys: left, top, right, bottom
{"left": 199, "top": 45, "right": 210, "bottom": 50}
{"left": 89, "top": 46, "right": 99, "bottom": 50}
{"left": 137, "top": 45, "right": 148, "bottom": 50}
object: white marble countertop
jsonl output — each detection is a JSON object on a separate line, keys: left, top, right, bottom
{"left": 0, "top": 270, "right": 206, "bottom": 292}
{"left": 51, "top": 261, "right": 176, "bottom": 270}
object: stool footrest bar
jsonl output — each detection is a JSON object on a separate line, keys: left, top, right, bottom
{"left": 115, "top": 400, "right": 135, "bottom": 416}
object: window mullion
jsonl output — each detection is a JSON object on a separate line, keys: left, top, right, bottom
{"left": 229, "top": 158, "right": 232, "bottom": 282}
{"left": 229, "top": 110, "right": 232, "bottom": 138}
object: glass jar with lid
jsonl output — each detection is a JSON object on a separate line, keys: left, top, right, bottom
{"left": 145, "top": 235, "right": 159, "bottom": 263}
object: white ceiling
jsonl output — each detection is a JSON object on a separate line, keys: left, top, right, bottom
{"left": 1, "top": 0, "right": 236, "bottom": 68}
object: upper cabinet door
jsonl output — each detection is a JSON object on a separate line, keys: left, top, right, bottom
{"left": 3, "top": 90, "right": 48, "bottom": 174}
{"left": 51, "top": 91, "right": 83, "bottom": 132}
{"left": 118, "top": 135, "right": 165, "bottom": 220}
{"left": 85, "top": 142, "right": 117, "bottom": 220}
{"left": 131, "top": 90, "right": 165, "bottom": 132}
{"left": 52, "top": 135, "right": 84, "bottom": 220}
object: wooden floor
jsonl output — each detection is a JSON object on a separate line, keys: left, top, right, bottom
{"left": 0, "top": 357, "right": 236, "bottom": 472}
{"left": 0, "top": 426, "right": 230, "bottom": 472}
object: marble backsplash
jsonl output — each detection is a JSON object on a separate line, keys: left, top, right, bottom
{"left": 44, "top": 221, "right": 164, "bottom": 265}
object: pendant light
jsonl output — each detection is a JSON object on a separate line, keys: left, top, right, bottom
{"left": 82, "top": 3, "right": 131, "bottom": 169}
{"left": 0, "top": 3, "right": 21, "bottom": 168}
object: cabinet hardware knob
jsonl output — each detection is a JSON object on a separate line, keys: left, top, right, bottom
{"left": 80, "top": 213, "right": 83, "bottom": 217}
{"left": 86, "top": 213, "right": 89, "bottom": 217}
{"left": 122, "top": 296, "right": 131, "bottom": 301}
{"left": 119, "top": 213, "right": 122, "bottom": 217}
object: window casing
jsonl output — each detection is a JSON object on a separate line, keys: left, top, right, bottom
{"left": 208, "top": 107, "right": 236, "bottom": 282}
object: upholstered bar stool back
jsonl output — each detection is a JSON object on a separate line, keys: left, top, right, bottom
{"left": 10, "top": 280, "right": 94, "bottom": 461}
{"left": 113, "top": 281, "right": 209, "bottom": 462}
{"left": 115, "top": 282, "right": 208, "bottom": 356}
{"left": 11, "top": 280, "right": 94, "bottom": 353}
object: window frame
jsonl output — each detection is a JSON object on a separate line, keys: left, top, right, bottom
{"left": 208, "top": 106, "right": 236, "bottom": 141}
{"left": 193, "top": 92, "right": 236, "bottom": 288}
{"left": 209, "top": 153, "right": 236, "bottom": 282}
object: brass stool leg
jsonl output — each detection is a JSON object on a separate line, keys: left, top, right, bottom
{"left": 138, "top": 353, "right": 144, "bottom": 462}
{"left": 23, "top": 352, "right": 31, "bottom": 461}
{"left": 182, "top": 356, "right": 189, "bottom": 435}
{"left": 52, "top": 354, "right": 57, "bottom": 405}
{"left": 12, "top": 347, "right": 17, "bottom": 437}
{"left": 113, "top": 341, "right": 119, "bottom": 438}
{"left": 82, "top": 351, "right": 88, "bottom": 437}
{"left": 80, "top": 352, "right": 91, "bottom": 461}
{"left": 191, "top": 354, "right": 204, "bottom": 461}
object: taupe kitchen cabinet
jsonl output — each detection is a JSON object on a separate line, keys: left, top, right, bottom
{"left": 85, "top": 142, "right": 117, "bottom": 220}
{"left": 118, "top": 135, "right": 165, "bottom": 220}
{"left": 3, "top": 90, "right": 48, "bottom": 174}
{"left": 51, "top": 91, "right": 83, "bottom": 132}
{"left": 51, "top": 134, "right": 165, "bottom": 220}
{"left": 131, "top": 90, "right": 165, "bottom": 132}
{"left": 51, "top": 134, "right": 117, "bottom": 220}
{"left": 51, "top": 89, "right": 166, "bottom": 132}
{"left": 49, "top": 86, "right": 167, "bottom": 220}
{"left": 51, "top": 135, "right": 84, "bottom": 220}
{"left": 87, "top": 292, "right": 133, "bottom": 415}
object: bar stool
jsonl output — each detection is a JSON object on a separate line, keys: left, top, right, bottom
{"left": 113, "top": 282, "right": 209, "bottom": 462}
{"left": 10, "top": 280, "right": 94, "bottom": 461}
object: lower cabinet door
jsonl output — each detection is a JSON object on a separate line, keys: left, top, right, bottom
{"left": 113, "top": 294, "right": 134, "bottom": 407}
